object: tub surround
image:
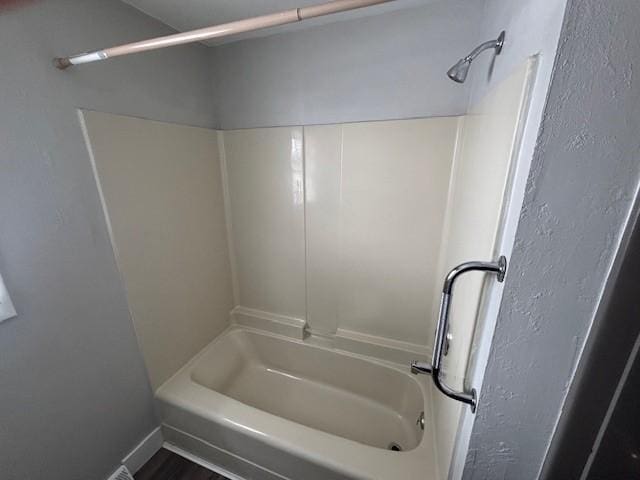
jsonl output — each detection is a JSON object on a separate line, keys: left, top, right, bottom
{"left": 81, "top": 111, "right": 234, "bottom": 390}
{"left": 82, "top": 113, "right": 457, "bottom": 393}
{"left": 221, "top": 117, "right": 460, "bottom": 351}
{"left": 86, "top": 111, "right": 522, "bottom": 479}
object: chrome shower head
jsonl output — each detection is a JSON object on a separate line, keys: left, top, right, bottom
{"left": 447, "top": 58, "right": 472, "bottom": 83}
{"left": 447, "top": 30, "right": 505, "bottom": 84}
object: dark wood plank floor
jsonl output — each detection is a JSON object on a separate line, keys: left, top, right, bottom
{"left": 135, "top": 448, "right": 229, "bottom": 480}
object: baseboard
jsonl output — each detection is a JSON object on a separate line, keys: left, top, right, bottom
{"left": 231, "top": 305, "right": 306, "bottom": 340}
{"left": 230, "top": 305, "right": 430, "bottom": 365}
{"left": 163, "top": 443, "right": 249, "bottom": 480}
{"left": 122, "top": 426, "right": 164, "bottom": 474}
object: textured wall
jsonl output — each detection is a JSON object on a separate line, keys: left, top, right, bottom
{"left": 464, "top": 1, "right": 640, "bottom": 478}
{"left": 0, "top": 1, "right": 215, "bottom": 479}
{"left": 209, "top": 0, "right": 483, "bottom": 129}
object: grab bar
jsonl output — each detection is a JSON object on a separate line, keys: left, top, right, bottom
{"left": 411, "top": 256, "right": 507, "bottom": 413}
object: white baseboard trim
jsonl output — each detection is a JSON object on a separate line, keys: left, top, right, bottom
{"left": 231, "top": 305, "right": 306, "bottom": 340}
{"left": 163, "top": 442, "right": 248, "bottom": 480}
{"left": 122, "top": 426, "right": 164, "bottom": 474}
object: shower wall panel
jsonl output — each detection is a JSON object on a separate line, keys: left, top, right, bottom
{"left": 81, "top": 111, "right": 233, "bottom": 390}
{"left": 306, "top": 119, "right": 459, "bottom": 344}
{"left": 222, "top": 127, "right": 307, "bottom": 320}
{"left": 431, "top": 61, "right": 535, "bottom": 477}
{"left": 222, "top": 118, "right": 458, "bottom": 347}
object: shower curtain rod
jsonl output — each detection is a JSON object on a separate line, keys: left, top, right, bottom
{"left": 54, "top": 0, "right": 395, "bottom": 69}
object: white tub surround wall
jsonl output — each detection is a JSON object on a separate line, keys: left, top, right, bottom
{"left": 436, "top": 62, "right": 537, "bottom": 386}
{"left": 222, "top": 127, "right": 307, "bottom": 321}
{"left": 432, "top": 61, "right": 538, "bottom": 477}
{"left": 309, "top": 118, "right": 459, "bottom": 345}
{"left": 81, "top": 111, "right": 234, "bottom": 390}
{"left": 220, "top": 118, "right": 459, "bottom": 361}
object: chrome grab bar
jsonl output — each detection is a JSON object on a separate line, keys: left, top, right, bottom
{"left": 411, "top": 256, "right": 507, "bottom": 413}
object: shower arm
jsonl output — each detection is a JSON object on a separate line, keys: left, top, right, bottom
{"left": 462, "top": 37, "right": 504, "bottom": 63}
{"left": 411, "top": 256, "right": 507, "bottom": 413}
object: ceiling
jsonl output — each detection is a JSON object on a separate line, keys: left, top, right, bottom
{"left": 121, "top": 0, "right": 434, "bottom": 46}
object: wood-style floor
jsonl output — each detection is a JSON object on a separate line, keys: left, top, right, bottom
{"left": 135, "top": 448, "right": 229, "bottom": 480}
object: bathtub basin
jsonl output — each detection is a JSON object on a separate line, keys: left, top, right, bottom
{"left": 156, "top": 326, "right": 439, "bottom": 479}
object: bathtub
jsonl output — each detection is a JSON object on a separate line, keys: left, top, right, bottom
{"left": 156, "top": 326, "right": 438, "bottom": 480}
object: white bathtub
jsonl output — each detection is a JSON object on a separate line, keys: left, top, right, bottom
{"left": 156, "top": 326, "right": 439, "bottom": 479}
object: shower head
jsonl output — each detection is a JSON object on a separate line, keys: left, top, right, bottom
{"left": 447, "top": 31, "right": 505, "bottom": 84}
{"left": 447, "top": 58, "right": 472, "bottom": 84}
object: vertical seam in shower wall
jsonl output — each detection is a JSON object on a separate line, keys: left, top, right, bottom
{"left": 302, "top": 127, "right": 310, "bottom": 330}
{"left": 331, "top": 125, "right": 345, "bottom": 337}
{"left": 217, "top": 131, "right": 240, "bottom": 308}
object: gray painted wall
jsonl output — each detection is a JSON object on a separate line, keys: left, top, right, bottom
{"left": 464, "top": 0, "right": 640, "bottom": 478}
{"left": 0, "top": 1, "right": 214, "bottom": 479}
{"left": 466, "top": 0, "right": 568, "bottom": 108}
{"left": 209, "top": 0, "right": 484, "bottom": 130}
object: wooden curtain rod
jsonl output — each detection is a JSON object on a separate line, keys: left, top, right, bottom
{"left": 54, "top": 0, "right": 395, "bottom": 69}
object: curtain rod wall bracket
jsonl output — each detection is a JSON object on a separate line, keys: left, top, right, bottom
{"left": 54, "top": 57, "right": 72, "bottom": 70}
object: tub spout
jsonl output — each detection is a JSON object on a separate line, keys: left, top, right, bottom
{"left": 411, "top": 361, "right": 433, "bottom": 375}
